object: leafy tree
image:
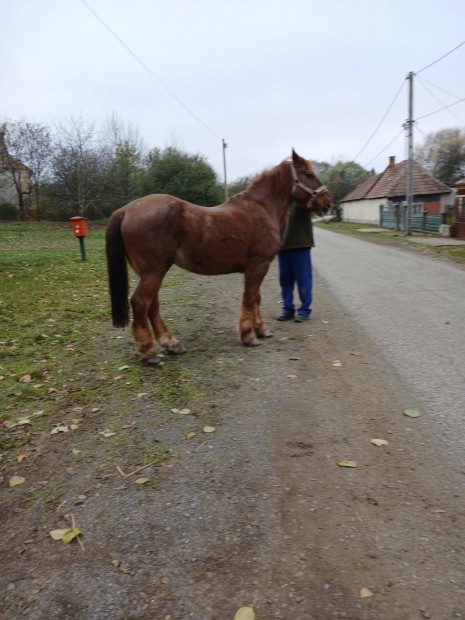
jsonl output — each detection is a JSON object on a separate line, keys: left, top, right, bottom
{"left": 415, "top": 127, "right": 465, "bottom": 185}
{"left": 99, "top": 114, "right": 145, "bottom": 213}
{"left": 320, "top": 161, "right": 372, "bottom": 206}
{"left": 140, "top": 146, "right": 222, "bottom": 206}
{"left": 0, "top": 120, "right": 52, "bottom": 219}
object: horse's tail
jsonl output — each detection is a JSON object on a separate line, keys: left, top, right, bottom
{"left": 106, "top": 211, "right": 130, "bottom": 328}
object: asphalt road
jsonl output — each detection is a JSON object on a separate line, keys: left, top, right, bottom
{"left": 313, "top": 227, "right": 465, "bottom": 468}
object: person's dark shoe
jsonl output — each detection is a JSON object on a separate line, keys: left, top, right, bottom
{"left": 277, "top": 313, "right": 295, "bottom": 321}
{"left": 294, "top": 315, "right": 310, "bottom": 322}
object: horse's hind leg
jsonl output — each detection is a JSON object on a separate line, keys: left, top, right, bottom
{"left": 148, "top": 293, "right": 185, "bottom": 354}
{"left": 130, "top": 275, "right": 162, "bottom": 363}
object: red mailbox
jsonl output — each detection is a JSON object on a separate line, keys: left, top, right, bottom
{"left": 70, "top": 216, "right": 88, "bottom": 238}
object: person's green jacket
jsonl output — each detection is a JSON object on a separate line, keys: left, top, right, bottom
{"left": 280, "top": 201, "right": 314, "bottom": 250}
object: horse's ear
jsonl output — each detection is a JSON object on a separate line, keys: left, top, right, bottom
{"left": 292, "top": 149, "right": 304, "bottom": 168}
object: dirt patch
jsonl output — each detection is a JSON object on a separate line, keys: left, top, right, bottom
{"left": 1, "top": 263, "right": 464, "bottom": 619}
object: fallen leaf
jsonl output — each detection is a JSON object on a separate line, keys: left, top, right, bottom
{"left": 371, "top": 438, "right": 389, "bottom": 446}
{"left": 118, "top": 365, "right": 130, "bottom": 371}
{"left": 360, "top": 587, "right": 374, "bottom": 599}
{"left": 233, "top": 607, "right": 255, "bottom": 620}
{"left": 19, "top": 374, "right": 33, "bottom": 383}
{"left": 203, "top": 426, "right": 215, "bottom": 433}
{"left": 72, "top": 449, "right": 81, "bottom": 455}
{"left": 136, "top": 393, "right": 148, "bottom": 398}
{"left": 337, "top": 460, "right": 358, "bottom": 468}
{"left": 321, "top": 320, "right": 329, "bottom": 324}
{"left": 49, "top": 528, "right": 71, "bottom": 540}
{"left": 9, "top": 476, "right": 26, "bottom": 487}
{"left": 178, "top": 408, "right": 191, "bottom": 415}
{"left": 17, "top": 451, "right": 28, "bottom": 462}
{"left": 62, "top": 527, "right": 82, "bottom": 544}
{"left": 135, "top": 477, "right": 149, "bottom": 485}
{"left": 287, "top": 374, "right": 297, "bottom": 379}
{"left": 185, "top": 431, "right": 197, "bottom": 440}
{"left": 50, "top": 425, "right": 69, "bottom": 434}
{"left": 332, "top": 360, "right": 342, "bottom": 367}
{"left": 403, "top": 409, "right": 420, "bottom": 418}
{"left": 99, "top": 430, "right": 116, "bottom": 438}
{"left": 5, "top": 418, "right": 32, "bottom": 429}
{"left": 70, "top": 424, "right": 80, "bottom": 430}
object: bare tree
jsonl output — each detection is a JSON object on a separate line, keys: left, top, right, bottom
{"left": 52, "top": 116, "right": 103, "bottom": 216}
{"left": 1, "top": 120, "right": 52, "bottom": 218}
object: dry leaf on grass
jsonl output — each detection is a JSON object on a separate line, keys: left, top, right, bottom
{"left": 9, "top": 476, "right": 26, "bottom": 487}
{"left": 337, "top": 460, "right": 358, "bottom": 468}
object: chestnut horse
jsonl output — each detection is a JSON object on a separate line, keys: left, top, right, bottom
{"left": 106, "top": 150, "right": 331, "bottom": 363}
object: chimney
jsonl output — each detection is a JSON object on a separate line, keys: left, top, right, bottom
{"left": 389, "top": 155, "right": 396, "bottom": 169}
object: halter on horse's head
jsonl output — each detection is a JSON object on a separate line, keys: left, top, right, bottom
{"left": 288, "top": 150, "right": 331, "bottom": 215}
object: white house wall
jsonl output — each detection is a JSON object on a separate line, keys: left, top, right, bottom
{"left": 342, "top": 198, "right": 384, "bottom": 224}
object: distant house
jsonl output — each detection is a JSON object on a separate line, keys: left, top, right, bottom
{"left": 0, "top": 129, "right": 32, "bottom": 214}
{"left": 453, "top": 178, "right": 465, "bottom": 239}
{"left": 340, "top": 156, "right": 453, "bottom": 224}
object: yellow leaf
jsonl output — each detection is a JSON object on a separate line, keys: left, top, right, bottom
{"left": 233, "top": 607, "right": 255, "bottom": 620}
{"left": 135, "top": 477, "right": 149, "bottom": 485}
{"left": 9, "top": 476, "right": 26, "bottom": 487}
{"left": 70, "top": 424, "right": 80, "bottom": 430}
{"left": 203, "top": 426, "right": 215, "bottom": 433}
{"left": 403, "top": 409, "right": 420, "bottom": 418}
{"left": 332, "top": 360, "right": 342, "bottom": 367}
{"left": 62, "top": 527, "right": 82, "bottom": 544}
{"left": 72, "top": 449, "right": 81, "bottom": 455}
{"left": 360, "top": 587, "right": 374, "bottom": 598}
{"left": 49, "top": 528, "right": 71, "bottom": 540}
{"left": 371, "top": 438, "right": 389, "bottom": 446}
{"left": 185, "top": 432, "right": 196, "bottom": 440}
{"left": 337, "top": 460, "right": 358, "bottom": 468}
{"left": 178, "top": 408, "right": 191, "bottom": 415}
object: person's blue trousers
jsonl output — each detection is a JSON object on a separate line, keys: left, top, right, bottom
{"left": 278, "top": 248, "right": 313, "bottom": 318}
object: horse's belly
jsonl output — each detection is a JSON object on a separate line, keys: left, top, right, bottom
{"left": 175, "top": 249, "right": 244, "bottom": 275}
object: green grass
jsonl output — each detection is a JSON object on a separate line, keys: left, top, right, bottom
{"left": 0, "top": 222, "right": 233, "bottom": 484}
{"left": 315, "top": 220, "right": 465, "bottom": 263}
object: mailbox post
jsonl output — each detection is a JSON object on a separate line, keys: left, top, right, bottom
{"left": 69, "top": 216, "right": 88, "bottom": 261}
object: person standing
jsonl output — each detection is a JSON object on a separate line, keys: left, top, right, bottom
{"left": 276, "top": 200, "right": 314, "bottom": 322}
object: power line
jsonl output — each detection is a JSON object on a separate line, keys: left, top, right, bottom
{"left": 79, "top": 0, "right": 222, "bottom": 141}
{"left": 352, "top": 79, "right": 405, "bottom": 162}
{"left": 416, "top": 75, "right": 464, "bottom": 124}
{"left": 416, "top": 39, "right": 465, "bottom": 74}
{"left": 364, "top": 128, "right": 404, "bottom": 168}
{"left": 416, "top": 95, "right": 465, "bottom": 122}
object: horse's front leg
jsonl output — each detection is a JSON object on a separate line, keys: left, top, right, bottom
{"left": 240, "top": 263, "right": 271, "bottom": 346}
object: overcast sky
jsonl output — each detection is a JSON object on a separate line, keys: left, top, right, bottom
{"left": 2, "top": 0, "right": 465, "bottom": 183}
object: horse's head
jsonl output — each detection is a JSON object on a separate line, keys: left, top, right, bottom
{"left": 289, "top": 150, "right": 331, "bottom": 215}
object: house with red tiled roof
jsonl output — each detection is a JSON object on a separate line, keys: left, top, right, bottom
{"left": 340, "top": 156, "right": 454, "bottom": 224}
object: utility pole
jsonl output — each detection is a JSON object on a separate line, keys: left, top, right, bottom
{"left": 222, "top": 139, "right": 228, "bottom": 201}
{"left": 405, "top": 71, "right": 414, "bottom": 235}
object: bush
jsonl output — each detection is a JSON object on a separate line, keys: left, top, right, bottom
{"left": 0, "top": 203, "right": 19, "bottom": 220}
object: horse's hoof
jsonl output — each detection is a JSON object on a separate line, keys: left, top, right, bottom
{"left": 258, "top": 330, "right": 273, "bottom": 339}
{"left": 243, "top": 338, "right": 261, "bottom": 347}
{"left": 142, "top": 355, "right": 161, "bottom": 365}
